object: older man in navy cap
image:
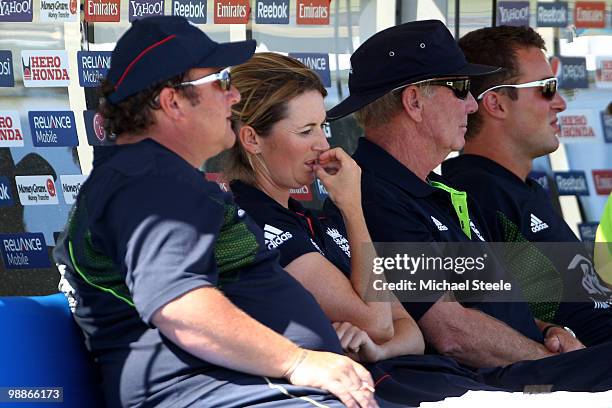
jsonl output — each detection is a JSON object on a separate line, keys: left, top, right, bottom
{"left": 328, "top": 20, "right": 612, "bottom": 392}
{"left": 54, "top": 16, "right": 377, "bottom": 408}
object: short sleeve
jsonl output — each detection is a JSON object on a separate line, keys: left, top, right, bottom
{"left": 100, "top": 177, "right": 225, "bottom": 325}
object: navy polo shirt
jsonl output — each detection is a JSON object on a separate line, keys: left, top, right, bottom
{"left": 53, "top": 140, "right": 343, "bottom": 407}
{"left": 353, "top": 138, "right": 542, "bottom": 343}
{"left": 443, "top": 154, "right": 612, "bottom": 345}
{"left": 231, "top": 180, "right": 352, "bottom": 276}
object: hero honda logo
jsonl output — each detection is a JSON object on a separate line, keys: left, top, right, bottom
{"left": 21, "top": 50, "right": 70, "bottom": 87}
{"left": 15, "top": 175, "right": 59, "bottom": 205}
{"left": 264, "top": 224, "right": 292, "bottom": 249}
{"left": 129, "top": 0, "right": 165, "bottom": 22}
{"left": 0, "top": 111, "right": 24, "bottom": 147}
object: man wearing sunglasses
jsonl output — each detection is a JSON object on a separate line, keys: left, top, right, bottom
{"left": 443, "top": 25, "right": 612, "bottom": 348}
{"left": 328, "top": 20, "right": 612, "bottom": 392}
{"left": 53, "top": 16, "right": 379, "bottom": 408}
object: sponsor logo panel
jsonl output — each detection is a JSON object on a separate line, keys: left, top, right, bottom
{"left": 536, "top": 1, "right": 568, "bottom": 27}
{"left": 83, "top": 109, "right": 113, "bottom": 146}
{"left": 172, "top": 0, "right": 206, "bottom": 23}
{"left": 21, "top": 50, "right": 70, "bottom": 87}
{"left": 296, "top": 0, "right": 329, "bottom": 24}
{"left": 214, "top": 0, "right": 250, "bottom": 24}
{"left": 204, "top": 172, "right": 230, "bottom": 192}
{"left": 574, "top": 1, "right": 605, "bottom": 28}
{"left": 15, "top": 175, "right": 59, "bottom": 205}
{"left": 28, "top": 110, "right": 78, "bottom": 147}
{"left": 0, "top": 111, "right": 24, "bottom": 147}
{"left": 0, "top": 176, "right": 14, "bottom": 207}
{"left": 554, "top": 171, "right": 590, "bottom": 196}
{"left": 601, "top": 111, "right": 612, "bottom": 143}
{"left": 558, "top": 109, "right": 602, "bottom": 142}
{"left": 315, "top": 179, "right": 328, "bottom": 200}
{"left": 529, "top": 171, "right": 551, "bottom": 194}
{"left": 578, "top": 222, "right": 599, "bottom": 242}
{"left": 60, "top": 174, "right": 87, "bottom": 205}
{"left": 0, "top": 232, "right": 50, "bottom": 269}
{"left": 290, "top": 184, "right": 313, "bottom": 201}
{"left": 595, "top": 57, "right": 612, "bottom": 89}
{"left": 550, "top": 56, "right": 588, "bottom": 89}
{"left": 85, "top": 0, "right": 120, "bottom": 22}
{"left": 289, "top": 52, "right": 331, "bottom": 87}
{"left": 129, "top": 0, "right": 164, "bottom": 22}
{"left": 497, "top": 1, "right": 530, "bottom": 26}
{"left": 40, "top": 0, "right": 78, "bottom": 21}
{"left": 77, "top": 51, "right": 111, "bottom": 88}
{"left": 0, "top": 50, "right": 14, "bottom": 87}
{"left": 255, "top": 0, "right": 289, "bottom": 24}
{"left": 592, "top": 170, "right": 612, "bottom": 195}
{"left": 0, "top": 0, "right": 33, "bottom": 22}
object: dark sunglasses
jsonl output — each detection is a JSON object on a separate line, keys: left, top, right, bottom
{"left": 180, "top": 68, "right": 232, "bottom": 91}
{"left": 476, "top": 77, "right": 558, "bottom": 100}
{"left": 395, "top": 78, "right": 471, "bottom": 100}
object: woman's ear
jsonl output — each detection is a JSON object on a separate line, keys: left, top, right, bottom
{"left": 238, "top": 125, "right": 262, "bottom": 154}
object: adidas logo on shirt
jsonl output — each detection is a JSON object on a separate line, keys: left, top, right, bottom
{"left": 530, "top": 213, "right": 549, "bottom": 233}
{"left": 263, "top": 224, "right": 292, "bottom": 250}
{"left": 431, "top": 216, "right": 448, "bottom": 231}
{"left": 470, "top": 221, "right": 486, "bottom": 241}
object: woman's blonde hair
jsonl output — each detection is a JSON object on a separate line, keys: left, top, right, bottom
{"left": 224, "top": 52, "right": 327, "bottom": 185}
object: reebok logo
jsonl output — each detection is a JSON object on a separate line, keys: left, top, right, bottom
{"left": 431, "top": 216, "right": 448, "bottom": 231}
{"left": 264, "top": 224, "right": 292, "bottom": 249}
{"left": 530, "top": 213, "right": 549, "bottom": 233}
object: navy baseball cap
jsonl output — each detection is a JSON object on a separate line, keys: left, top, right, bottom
{"left": 327, "top": 20, "right": 501, "bottom": 120}
{"left": 106, "top": 16, "right": 256, "bottom": 104}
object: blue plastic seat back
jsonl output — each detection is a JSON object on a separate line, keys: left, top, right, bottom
{"left": 0, "top": 293, "right": 105, "bottom": 408}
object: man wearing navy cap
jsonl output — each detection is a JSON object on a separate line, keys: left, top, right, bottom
{"left": 442, "top": 26, "right": 612, "bottom": 348}
{"left": 328, "top": 19, "right": 612, "bottom": 391}
{"left": 53, "top": 16, "right": 377, "bottom": 408}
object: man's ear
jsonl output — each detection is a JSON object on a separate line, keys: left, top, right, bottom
{"left": 401, "top": 86, "right": 424, "bottom": 123}
{"left": 238, "top": 125, "right": 262, "bottom": 154}
{"left": 157, "top": 87, "right": 184, "bottom": 120}
{"left": 479, "top": 92, "right": 508, "bottom": 119}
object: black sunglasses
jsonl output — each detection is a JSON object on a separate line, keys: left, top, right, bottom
{"left": 395, "top": 78, "right": 471, "bottom": 100}
{"left": 476, "top": 77, "right": 558, "bottom": 100}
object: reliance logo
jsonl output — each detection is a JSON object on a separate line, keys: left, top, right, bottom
{"left": 0, "top": 233, "right": 51, "bottom": 269}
